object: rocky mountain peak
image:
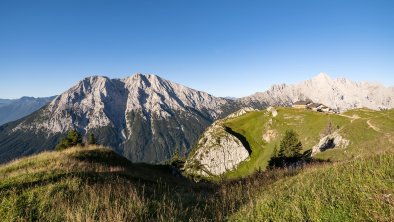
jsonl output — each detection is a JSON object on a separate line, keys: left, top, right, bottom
{"left": 239, "top": 73, "right": 394, "bottom": 112}
{"left": 313, "top": 72, "right": 331, "bottom": 81}
{"left": 4, "top": 73, "right": 238, "bottom": 163}
{"left": 13, "top": 73, "right": 231, "bottom": 135}
{"left": 305, "top": 73, "right": 335, "bottom": 88}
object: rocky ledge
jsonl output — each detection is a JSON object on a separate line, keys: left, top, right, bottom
{"left": 311, "top": 132, "right": 349, "bottom": 155}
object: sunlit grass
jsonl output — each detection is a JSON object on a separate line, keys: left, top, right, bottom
{"left": 231, "top": 151, "right": 394, "bottom": 221}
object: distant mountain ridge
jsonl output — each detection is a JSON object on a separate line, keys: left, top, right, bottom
{"left": 239, "top": 73, "right": 394, "bottom": 112}
{"left": 0, "top": 96, "right": 55, "bottom": 126}
{"left": 0, "top": 74, "right": 240, "bottom": 164}
{"left": 0, "top": 99, "right": 12, "bottom": 107}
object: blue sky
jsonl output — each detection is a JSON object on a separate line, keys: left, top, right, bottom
{"left": 0, "top": 0, "right": 393, "bottom": 99}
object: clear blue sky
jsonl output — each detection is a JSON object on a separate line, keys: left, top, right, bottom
{"left": 0, "top": 0, "right": 393, "bottom": 99}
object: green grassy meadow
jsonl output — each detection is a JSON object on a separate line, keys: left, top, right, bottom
{"left": 222, "top": 108, "right": 394, "bottom": 179}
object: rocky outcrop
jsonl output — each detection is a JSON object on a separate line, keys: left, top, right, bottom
{"left": 311, "top": 132, "right": 349, "bottom": 155}
{"left": 261, "top": 107, "right": 278, "bottom": 143}
{"left": 184, "top": 108, "right": 257, "bottom": 177}
{"left": 184, "top": 123, "right": 250, "bottom": 177}
{"left": 239, "top": 73, "right": 394, "bottom": 112}
{"left": 267, "top": 106, "right": 278, "bottom": 117}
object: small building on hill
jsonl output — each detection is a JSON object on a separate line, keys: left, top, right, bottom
{"left": 292, "top": 101, "right": 337, "bottom": 113}
{"left": 292, "top": 101, "right": 312, "bottom": 109}
{"left": 319, "top": 105, "right": 331, "bottom": 113}
{"left": 307, "top": 103, "right": 321, "bottom": 111}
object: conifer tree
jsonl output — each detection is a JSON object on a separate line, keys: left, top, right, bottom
{"left": 88, "top": 133, "right": 96, "bottom": 145}
{"left": 55, "top": 129, "right": 83, "bottom": 151}
{"left": 278, "top": 129, "right": 302, "bottom": 158}
{"left": 268, "top": 129, "right": 303, "bottom": 168}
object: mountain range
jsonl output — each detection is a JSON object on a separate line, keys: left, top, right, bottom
{"left": 0, "top": 73, "right": 392, "bottom": 164}
{"left": 0, "top": 96, "right": 55, "bottom": 126}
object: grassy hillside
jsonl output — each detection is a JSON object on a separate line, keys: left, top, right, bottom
{"left": 221, "top": 108, "right": 394, "bottom": 179}
{"left": 0, "top": 145, "right": 393, "bottom": 221}
{"left": 1, "top": 145, "right": 293, "bottom": 221}
{"left": 231, "top": 151, "right": 394, "bottom": 221}
{"left": 0, "top": 146, "right": 214, "bottom": 221}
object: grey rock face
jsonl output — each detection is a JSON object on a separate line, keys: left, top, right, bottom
{"left": 239, "top": 73, "right": 394, "bottom": 112}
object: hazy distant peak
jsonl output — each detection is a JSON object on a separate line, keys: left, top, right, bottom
{"left": 0, "top": 96, "right": 55, "bottom": 125}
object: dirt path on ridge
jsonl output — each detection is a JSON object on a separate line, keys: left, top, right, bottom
{"left": 339, "top": 114, "right": 360, "bottom": 123}
{"left": 366, "top": 119, "right": 381, "bottom": 132}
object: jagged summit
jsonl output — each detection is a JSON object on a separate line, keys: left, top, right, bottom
{"left": 122, "top": 73, "right": 227, "bottom": 118}
{"left": 240, "top": 73, "right": 394, "bottom": 112}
